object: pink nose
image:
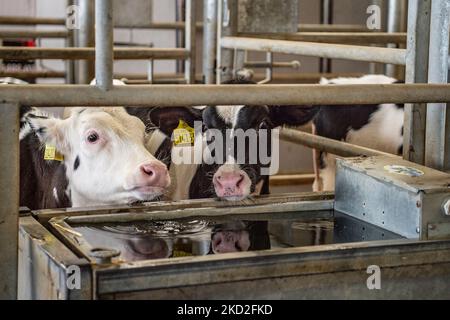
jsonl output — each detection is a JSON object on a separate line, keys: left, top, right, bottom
{"left": 213, "top": 171, "right": 245, "bottom": 198}
{"left": 212, "top": 231, "right": 250, "bottom": 253}
{"left": 139, "top": 161, "right": 170, "bottom": 188}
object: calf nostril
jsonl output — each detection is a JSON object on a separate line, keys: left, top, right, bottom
{"left": 141, "top": 165, "right": 154, "bottom": 177}
{"left": 236, "top": 174, "right": 245, "bottom": 188}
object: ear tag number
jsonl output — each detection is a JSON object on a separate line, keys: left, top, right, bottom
{"left": 172, "top": 120, "right": 195, "bottom": 146}
{"left": 44, "top": 145, "right": 64, "bottom": 162}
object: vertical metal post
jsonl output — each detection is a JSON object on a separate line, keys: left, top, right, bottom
{"left": 203, "top": 0, "right": 218, "bottom": 84}
{"left": 175, "top": 0, "right": 186, "bottom": 74}
{"left": 147, "top": 60, "right": 154, "bottom": 84}
{"left": 95, "top": 0, "right": 114, "bottom": 90}
{"left": 217, "top": 0, "right": 238, "bottom": 83}
{"left": 65, "top": 30, "right": 76, "bottom": 84}
{"left": 65, "top": 0, "right": 76, "bottom": 84}
{"left": 0, "top": 103, "right": 20, "bottom": 300}
{"left": 319, "top": 0, "right": 333, "bottom": 73}
{"left": 185, "top": 0, "right": 197, "bottom": 84}
{"left": 386, "top": 0, "right": 407, "bottom": 78}
{"left": 75, "top": 0, "right": 95, "bottom": 84}
{"left": 403, "top": 0, "right": 431, "bottom": 165}
{"left": 425, "top": 0, "right": 450, "bottom": 170}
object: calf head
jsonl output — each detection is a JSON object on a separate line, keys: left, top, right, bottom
{"left": 27, "top": 107, "right": 170, "bottom": 207}
{"left": 150, "top": 101, "right": 317, "bottom": 201}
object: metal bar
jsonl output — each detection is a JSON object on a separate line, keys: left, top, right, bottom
{"left": 221, "top": 37, "right": 406, "bottom": 65}
{"left": 115, "top": 72, "right": 364, "bottom": 82}
{"left": 0, "top": 16, "right": 368, "bottom": 32}
{"left": 386, "top": 0, "right": 407, "bottom": 77}
{"left": 269, "top": 174, "right": 316, "bottom": 186}
{"left": 0, "top": 47, "right": 190, "bottom": 60}
{"left": 1, "top": 83, "right": 450, "bottom": 106}
{"left": 0, "top": 30, "right": 69, "bottom": 39}
{"left": 425, "top": 0, "right": 450, "bottom": 171}
{"left": 217, "top": 0, "right": 238, "bottom": 83}
{"left": 95, "top": 0, "right": 114, "bottom": 90}
{"left": 0, "top": 103, "right": 20, "bottom": 300}
{"left": 403, "top": 0, "right": 432, "bottom": 165}
{"left": 184, "top": 0, "right": 197, "bottom": 84}
{"left": 258, "top": 52, "right": 273, "bottom": 85}
{"left": 146, "top": 60, "right": 154, "bottom": 84}
{"left": 244, "top": 61, "right": 301, "bottom": 69}
{"left": 297, "top": 23, "right": 369, "bottom": 32}
{"left": 239, "top": 32, "right": 407, "bottom": 45}
{"left": 75, "top": 0, "right": 95, "bottom": 84}
{"left": 203, "top": 0, "right": 218, "bottom": 84}
{"left": 0, "top": 70, "right": 66, "bottom": 78}
{"left": 320, "top": 0, "right": 333, "bottom": 73}
{"left": 280, "top": 128, "right": 395, "bottom": 158}
{"left": 64, "top": 200, "right": 334, "bottom": 224}
{"left": 65, "top": 31, "right": 75, "bottom": 84}
{"left": 0, "top": 16, "right": 65, "bottom": 25}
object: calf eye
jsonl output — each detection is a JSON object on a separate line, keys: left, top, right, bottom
{"left": 87, "top": 132, "right": 99, "bottom": 143}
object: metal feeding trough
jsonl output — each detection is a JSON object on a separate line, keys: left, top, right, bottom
{"left": 18, "top": 157, "right": 450, "bottom": 299}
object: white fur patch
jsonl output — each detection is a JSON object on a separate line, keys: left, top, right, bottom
{"left": 215, "top": 105, "right": 245, "bottom": 126}
{"left": 346, "top": 104, "right": 403, "bottom": 154}
{"left": 320, "top": 74, "right": 397, "bottom": 85}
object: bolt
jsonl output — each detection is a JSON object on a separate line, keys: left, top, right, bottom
{"left": 416, "top": 201, "right": 422, "bottom": 208}
{"left": 428, "top": 224, "right": 436, "bottom": 231}
{"left": 89, "top": 247, "right": 120, "bottom": 264}
{"left": 416, "top": 227, "right": 420, "bottom": 234}
{"left": 442, "top": 198, "right": 450, "bottom": 216}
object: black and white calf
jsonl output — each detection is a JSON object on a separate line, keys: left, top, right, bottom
{"left": 130, "top": 80, "right": 315, "bottom": 201}
{"left": 309, "top": 75, "right": 404, "bottom": 191}
{"left": 20, "top": 106, "right": 171, "bottom": 210}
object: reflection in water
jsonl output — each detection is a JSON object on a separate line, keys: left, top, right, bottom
{"left": 73, "top": 212, "right": 401, "bottom": 262}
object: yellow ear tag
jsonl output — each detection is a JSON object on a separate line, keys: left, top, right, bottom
{"left": 172, "top": 120, "right": 195, "bottom": 146}
{"left": 44, "top": 145, "right": 64, "bottom": 162}
{"left": 172, "top": 250, "right": 193, "bottom": 258}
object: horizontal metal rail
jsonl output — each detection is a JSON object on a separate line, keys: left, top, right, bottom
{"left": 116, "top": 72, "right": 365, "bottom": 83}
{"left": 1, "top": 83, "right": 449, "bottom": 106}
{"left": 0, "top": 16, "right": 66, "bottom": 25}
{"left": 269, "top": 173, "right": 316, "bottom": 186}
{"left": 280, "top": 128, "right": 396, "bottom": 158}
{"left": 221, "top": 37, "right": 406, "bottom": 65}
{"left": 239, "top": 32, "right": 407, "bottom": 45}
{"left": 0, "top": 30, "right": 69, "bottom": 39}
{"left": 0, "top": 70, "right": 66, "bottom": 78}
{"left": 0, "top": 16, "right": 367, "bottom": 32}
{"left": 0, "top": 47, "right": 189, "bottom": 60}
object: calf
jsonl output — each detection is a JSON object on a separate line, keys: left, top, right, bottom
{"left": 307, "top": 75, "right": 404, "bottom": 191}
{"left": 129, "top": 80, "right": 315, "bottom": 201}
{"left": 20, "top": 106, "right": 170, "bottom": 210}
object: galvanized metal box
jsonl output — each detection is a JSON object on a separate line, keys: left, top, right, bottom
{"left": 238, "top": 0, "right": 299, "bottom": 33}
{"left": 335, "top": 156, "right": 450, "bottom": 240}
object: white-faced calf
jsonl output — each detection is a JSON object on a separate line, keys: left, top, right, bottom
{"left": 21, "top": 106, "right": 170, "bottom": 209}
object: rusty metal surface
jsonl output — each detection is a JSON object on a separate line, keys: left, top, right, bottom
{"left": 18, "top": 216, "right": 92, "bottom": 300}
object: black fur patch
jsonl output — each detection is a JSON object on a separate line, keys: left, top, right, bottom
{"left": 73, "top": 156, "right": 80, "bottom": 171}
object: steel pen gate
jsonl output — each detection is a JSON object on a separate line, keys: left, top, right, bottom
{"left": 2, "top": 0, "right": 450, "bottom": 299}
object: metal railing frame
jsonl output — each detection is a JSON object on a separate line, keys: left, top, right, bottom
{"left": 2, "top": 0, "right": 450, "bottom": 300}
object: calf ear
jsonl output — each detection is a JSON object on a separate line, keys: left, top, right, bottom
{"left": 148, "top": 107, "right": 203, "bottom": 136}
{"left": 269, "top": 105, "right": 319, "bottom": 128}
{"left": 27, "top": 115, "right": 70, "bottom": 154}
